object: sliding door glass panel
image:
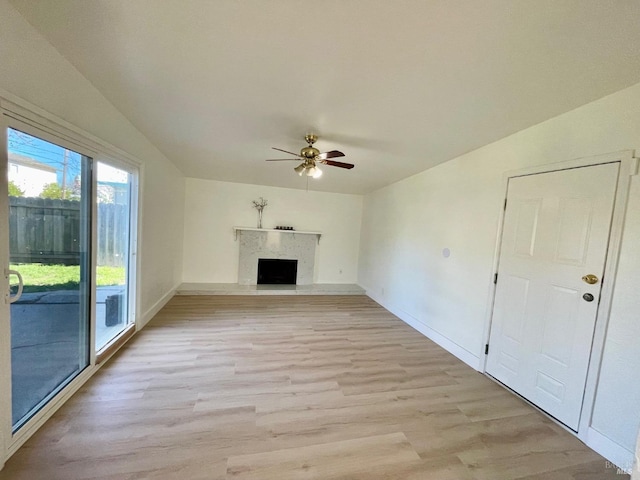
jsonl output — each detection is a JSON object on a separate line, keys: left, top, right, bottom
{"left": 7, "top": 128, "right": 91, "bottom": 431}
{"left": 95, "top": 162, "right": 132, "bottom": 351}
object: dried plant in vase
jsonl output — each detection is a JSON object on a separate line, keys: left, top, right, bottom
{"left": 252, "top": 197, "right": 268, "bottom": 229}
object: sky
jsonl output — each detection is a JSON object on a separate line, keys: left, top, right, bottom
{"left": 8, "top": 127, "right": 82, "bottom": 186}
{"left": 8, "top": 128, "right": 129, "bottom": 185}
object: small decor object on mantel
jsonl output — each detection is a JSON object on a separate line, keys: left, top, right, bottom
{"left": 275, "top": 226, "right": 295, "bottom": 231}
{"left": 252, "top": 197, "right": 268, "bottom": 229}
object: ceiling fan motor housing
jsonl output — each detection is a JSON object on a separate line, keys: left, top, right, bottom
{"left": 300, "top": 146, "right": 320, "bottom": 159}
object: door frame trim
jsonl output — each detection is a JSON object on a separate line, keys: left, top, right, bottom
{"left": 0, "top": 104, "right": 10, "bottom": 472}
{"left": 481, "top": 150, "right": 638, "bottom": 461}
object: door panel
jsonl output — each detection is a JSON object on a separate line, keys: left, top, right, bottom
{"left": 95, "top": 161, "right": 134, "bottom": 351}
{"left": 512, "top": 199, "right": 541, "bottom": 257}
{"left": 501, "top": 275, "right": 529, "bottom": 344}
{"left": 555, "top": 197, "right": 592, "bottom": 265}
{"left": 540, "top": 285, "right": 578, "bottom": 366}
{"left": 487, "top": 163, "right": 619, "bottom": 430}
{"left": 5, "top": 128, "right": 91, "bottom": 431}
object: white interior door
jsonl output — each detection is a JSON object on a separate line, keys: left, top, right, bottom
{"left": 486, "top": 162, "right": 619, "bottom": 431}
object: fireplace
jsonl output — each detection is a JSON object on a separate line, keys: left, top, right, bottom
{"left": 257, "top": 258, "right": 298, "bottom": 285}
{"left": 236, "top": 229, "right": 317, "bottom": 285}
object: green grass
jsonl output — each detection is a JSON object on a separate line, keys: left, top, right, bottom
{"left": 9, "top": 263, "right": 125, "bottom": 293}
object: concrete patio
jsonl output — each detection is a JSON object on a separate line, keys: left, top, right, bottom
{"left": 10, "top": 286, "right": 127, "bottom": 427}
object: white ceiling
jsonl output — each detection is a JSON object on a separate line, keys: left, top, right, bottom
{"left": 10, "top": 0, "right": 640, "bottom": 194}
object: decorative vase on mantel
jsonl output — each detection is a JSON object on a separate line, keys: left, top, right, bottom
{"left": 252, "top": 197, "right": 268, "bottom": 229}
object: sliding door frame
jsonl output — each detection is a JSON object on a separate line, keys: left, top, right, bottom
{"left": 0, "top": 103, "right": 10, "bottom": 471}
{"left": 0, "top": 95, "right": 142, "bottom": 469}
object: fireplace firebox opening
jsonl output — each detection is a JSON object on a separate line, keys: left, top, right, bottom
{"left": 257, "top": 258, "right": 298, "bottom": 285}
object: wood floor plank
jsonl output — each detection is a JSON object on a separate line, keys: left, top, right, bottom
{"left": 0, "top": 295, "right": 627, "bottom": 480}
{"left": 226, "top": 432, "right": 421, "bottom": 479}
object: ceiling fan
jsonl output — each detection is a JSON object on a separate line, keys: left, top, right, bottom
{"left": 266, "top": 134, "right": 354, "bottom": 178}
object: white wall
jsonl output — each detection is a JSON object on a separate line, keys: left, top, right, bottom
{"left": 183, "top": 178, "right": 362, "bottom": 284}
{"left": 359, "top": 81, "right": 640, "bottom": 462}
{"left": 7, "top": 161, "right": 56, "bottom": 197}
{"left": 0, "top": 0, "right": 185, "bottom": 322}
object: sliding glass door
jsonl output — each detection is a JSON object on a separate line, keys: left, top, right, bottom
{"left": 5, "top": 127, "right": 91, "bottom": 431}
{"left": 1, "top": 119, "right": 139, "bottom": 447}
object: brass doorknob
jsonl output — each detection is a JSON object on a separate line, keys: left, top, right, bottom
{"left": 582, "top": 274, "right": 599, "bottom": 285}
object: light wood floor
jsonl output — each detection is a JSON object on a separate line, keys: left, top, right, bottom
{"left": 0, "top": 296, "right": 627, "bottom": 479}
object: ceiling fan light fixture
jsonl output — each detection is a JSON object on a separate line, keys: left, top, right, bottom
{"left": 268, "top": 134, "right": 353, "bottom": 178}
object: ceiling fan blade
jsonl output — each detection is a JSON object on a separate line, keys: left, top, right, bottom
{"left": 316, "top": 150, "right": 345, "bottom": 160}
{"left": 272, "top": 147, "right": 303, "bottom": 157}
{"left": 324, "top": 160, "right": 354, "bottom": 169}
{"left": 266, "top": 158, "right": 299, "bottom": 161}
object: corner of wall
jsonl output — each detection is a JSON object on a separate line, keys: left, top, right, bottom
{"left": 365, "top": 289, "right": 483, "bottom": 371}
{"left": 138, "top": 282, "right": 179, "bottom": 330}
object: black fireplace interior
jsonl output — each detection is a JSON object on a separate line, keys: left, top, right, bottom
{"left": 257, "top": 258, "right": 298, "bottom": 285}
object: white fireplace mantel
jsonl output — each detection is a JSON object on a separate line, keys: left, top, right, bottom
{"left": 233, "top": 227, "right": 322, "bottom": 243}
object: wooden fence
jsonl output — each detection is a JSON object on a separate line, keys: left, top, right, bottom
{"left": 97, "top": 202, "right": 129, "bottom": 267}
{"left": 9, "top": 197, "right": 128, "bottom": 267}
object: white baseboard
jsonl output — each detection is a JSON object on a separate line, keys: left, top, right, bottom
{"left": 139, "top": 283, "right": 178, "bottom": 329}
{"left": 366, "top": 290, "right": 482, "bottom": 371}
{"left": 584, "top": 427, "right": 635, "bottom": 474}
